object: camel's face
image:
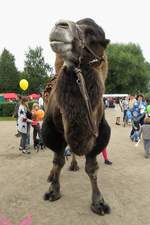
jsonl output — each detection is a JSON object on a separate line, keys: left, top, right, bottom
{"left": 50, "top": 18, "right": 109, "bottom": 65}
{"left": 50, "top": 19, "right": 81, "bottom": 64}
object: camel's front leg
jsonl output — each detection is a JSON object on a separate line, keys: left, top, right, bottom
{"left": 44, "top": 152, "right": 65, "bottom": 201}
{"left": 69, "top": 153, "right": 80, "bottom": 171}
{"left": 85, "top": 155, "right": 111, "bottom": 215}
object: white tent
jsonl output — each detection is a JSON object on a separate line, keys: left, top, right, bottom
{"left": 103, "top": 94, "right": 128, "bottom": 98}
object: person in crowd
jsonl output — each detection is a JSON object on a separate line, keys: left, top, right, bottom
{"left": 38, "top": 93, "right": 44, "bottom": 110}
{"left": 13, "top": 94, "right": 22, "bottom": 137}
{"left": 64, "top": 146, "right": 112, "bottom": 165}
{"left": 129, "top": 95, "right": 136, "bottom": 111}
{"left": 26, "top": 102, "right": 32, "bottom": 149}
{"left": 133, "top": 94, "right": 146, "bottom": 125}
{"left": 139, "top": 116, "right": 150, "bottom": 158}
{"left": 130, "top": 120, "right": 140, "bottom": 142}
{"left": 121, "top": 96, "right": 129, "bottom": 126}
{"left": 114, "top": 98, "right": 122, "bottom": 125}
{"left": 103, "top": 98, "right": 109, "bottom": 109}
{"left": 32, "top": 103, "right": 45, "bottom": 150}
{"left": 64, "top": 145, "right": 72, "bottom": 160}
{"left": 101, "top": 148, "right": 112, "bottom": 165}
{"left": 17, "top": 97, "right": 32, "bottom": 154}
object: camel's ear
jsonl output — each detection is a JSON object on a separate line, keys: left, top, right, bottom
{"left": 101, "top": 39, "right": 110, "bottom": 48}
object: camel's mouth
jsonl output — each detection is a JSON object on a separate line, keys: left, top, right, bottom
{"left": 49, "top": 20, "right": 77, "bottom": 54}
{"left": 50, "top": 40, "right": 71, "bottom": 45}
{"left": 50, "top": 39, "right": 72, "bottom": 54}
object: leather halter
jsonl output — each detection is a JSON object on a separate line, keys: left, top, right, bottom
{"left": 76, "top": 25, "right": 105, "bottom": 66}
{"left": 73, "top": 24, "right": 105, "bottom": 138}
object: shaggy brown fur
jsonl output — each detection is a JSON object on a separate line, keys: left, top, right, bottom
{"left": 42, "top": 18, "right": 111, "bottom": 215}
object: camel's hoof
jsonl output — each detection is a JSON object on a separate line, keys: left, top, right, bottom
{"left": 69, "top": 162, "right": 80, "bottom": 171}
{"left": 91, "top": 202, "right": 111, "bottom": 215}
{"left": 43, "top": 191, "right": 61, "bottom": 201}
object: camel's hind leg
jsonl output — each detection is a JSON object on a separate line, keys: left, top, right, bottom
{"left": 44, "top": 151, "right": 65, "bottom": 201}
{"left": 85, "top": 155, "right": 111, "bottom": 215}
{"left": 69, "top": 153, "right": 80, "bottom": 171}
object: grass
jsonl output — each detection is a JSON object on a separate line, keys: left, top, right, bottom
{"left": 0, "top": 116, "right": 16, "bottom": 121}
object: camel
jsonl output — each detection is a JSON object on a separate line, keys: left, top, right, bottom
{"left": 42, "top": 18, "right": 111, "bottom": 215}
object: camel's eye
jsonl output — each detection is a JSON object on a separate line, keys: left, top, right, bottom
{"left": 85, "top": 28, "right": 96, "bottom": 36}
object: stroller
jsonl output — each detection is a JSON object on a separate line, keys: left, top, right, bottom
{"left": 130, "top": 111, "right": 144, "bottom": 142}
{"left": 130, "top": 120, "right": 140, "bottom": 142}
{"left": 123, "top": 108, "right": 132, "bottom": 127}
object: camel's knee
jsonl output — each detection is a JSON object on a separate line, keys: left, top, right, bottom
{"left": 85, "top": 156, "right": 99, "bottom": 176}
{"left": 53, "top": 154, "right": 65, "bottom": 168}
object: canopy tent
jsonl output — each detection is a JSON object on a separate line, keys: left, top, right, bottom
{"left": 29, "top": 93, "right": 40, "bottom": 99}
{"left": 3, "top": 93, "right": 17, "bottom": 100}
{"left": 103, "top": 94, "right": 128, "bottom": 98}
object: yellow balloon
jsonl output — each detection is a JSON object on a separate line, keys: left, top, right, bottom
{"left": 19, "top": 79, "right": 29, "bottom": 91}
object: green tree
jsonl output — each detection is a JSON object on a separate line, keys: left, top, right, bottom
{"left": 0, "top": 49, "right": 19, "bottom": 93}
{"left": 106, "top": 43, "right": 150, "bottom": 94}
{"left": 24, "top": 46, "right": 53, "bottom": 93}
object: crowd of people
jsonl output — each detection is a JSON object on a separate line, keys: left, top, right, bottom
{"left": 12, "top": 93, "right": 113, "bottom": 165}
{"left": 104, "top": 94, "right": 150, "bottom": 158}
{"left": 13, "top": 93, "right": 150, "bottom": 160}
{"left": 14, "top": 94, "right": 45, "bottom": 154}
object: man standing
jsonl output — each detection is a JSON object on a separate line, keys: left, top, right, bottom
{"left": 38, "top": 93, "right": 44, "bottom": 110}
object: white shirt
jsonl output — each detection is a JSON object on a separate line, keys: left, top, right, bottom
{"left": 38, "top": 97, "right": 44, "bottom": 108}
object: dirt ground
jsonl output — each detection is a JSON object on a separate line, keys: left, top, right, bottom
{"left": 0, "top": 109, "right": 150, "bottom": 225}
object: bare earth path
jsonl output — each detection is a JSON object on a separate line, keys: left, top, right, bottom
{"left": 0, "top": 109, "right": 150, "bottom": 225}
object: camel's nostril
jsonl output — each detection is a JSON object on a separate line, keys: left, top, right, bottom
{"left": 56, "top": 21, "right": 69, "bottom": 29}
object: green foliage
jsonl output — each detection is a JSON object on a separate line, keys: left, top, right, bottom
{"left": 106, "top": 43, "right": 150, "bottom": 94}
{"left": 0, "top": 102, "right": 16, "bottom": 116}
{"left": 0, "top": 100, "right": 36, "bottom": 116}
{"left": 0, "top": 49, "right": 19, "bottom": 93}
{"left": 28, "top": 100, "right": 37, "bottom": 110}
{"left": 24, "top": 46, "right": 53, "bottom": 93}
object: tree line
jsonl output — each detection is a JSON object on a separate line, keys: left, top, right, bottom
{"left": 106, "top": 43, "right": 150, "bottom": 95}
{"left": 0, "top": 43, "right": 150, "bottom": 94}
{"left": 0, "top": 47, "right": 53, "bottom": 94}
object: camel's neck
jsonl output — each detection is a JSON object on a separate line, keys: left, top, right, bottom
{"left": 56, "top": 65, "right": 104, "bottom": 113}
{"left": 55, "top": 65, "right": 104, "bottom": 155}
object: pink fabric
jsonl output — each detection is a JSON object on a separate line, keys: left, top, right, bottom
{"left": 0, "top": 214, "right": 32, "bottom": 225}
{"left": 102, "top": 148, "right": 108, "bottom": 160}
{"left": 3, "top": 93, "right": 17, "bottom": 100}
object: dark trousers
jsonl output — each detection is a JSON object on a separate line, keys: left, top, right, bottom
{"left": 33, "top": 125, "right": 41, "bottom": 144}
{"left": 20, "top": 132, "right": 27, "bottom": 149}
{"left": 123, "top": 110, "right": 127, "bottom": 121}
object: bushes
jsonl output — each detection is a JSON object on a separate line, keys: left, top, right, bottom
{"left": 0, "top": 102, "right": 15, "bottom": 116}
{"left": 0, "top": 100, "right": 36, "bottom": 117}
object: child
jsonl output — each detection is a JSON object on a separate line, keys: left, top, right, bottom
{"left": 64, "top": 146, "right": 112, "bottom": 165}
{"left": 17, "top": 97, "right": 32, "bottom": 154}
{"left": 101, "top": 148, "right": 112, "bottom": 165}
{"left": 32, "top": 103, "right": 45, "bottom": 150}
{"left": 139, "top": 116, "right": 150, "bottom": 158}
{"left": 36, "top": 108, "right": 45, "bottom": 149}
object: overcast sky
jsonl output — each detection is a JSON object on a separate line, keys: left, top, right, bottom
{"left": 0, "top": 0, "right": 149, "bottom": 70}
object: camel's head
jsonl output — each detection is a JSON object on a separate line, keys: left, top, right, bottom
{"left": 50, "top": 18, "right": 110, "bottom": 66}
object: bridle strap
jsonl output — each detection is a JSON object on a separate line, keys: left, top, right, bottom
{"left": 85, "top": 45, "right": 105, "bottom": 65}
{"left": 74, "top": 68, "right": 98, "bottom": 138}
{"left": 73, "top": 25, "right": 104, "bottom": 138}
{"left": 76, "top": 25, "right": 105, "bottom": 66}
